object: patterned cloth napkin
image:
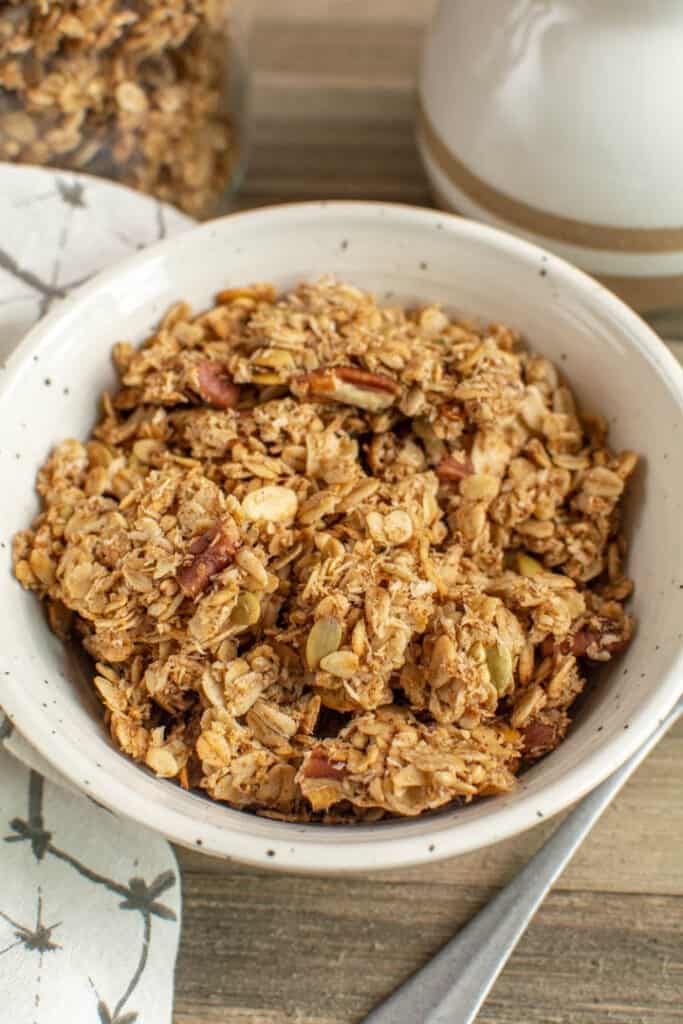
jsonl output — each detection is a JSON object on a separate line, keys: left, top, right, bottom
{"left": 0, "top": 165, "right": 193, "bottom": 1023}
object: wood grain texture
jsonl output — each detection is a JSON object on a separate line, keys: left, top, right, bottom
{"left": 174, "top": 4, "right": 683, "bottom": 1022}
{"left": 236, "top": 5, "right": 432, "bottom": 209}
{"left": 174, "top": 837, "right": 683, "bottom": 1024}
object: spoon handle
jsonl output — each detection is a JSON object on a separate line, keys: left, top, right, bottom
{"left": 363, "top": 700, "right": 683, "bottom": 1024}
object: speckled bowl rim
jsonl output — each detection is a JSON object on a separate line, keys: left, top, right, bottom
{"left": 2, "top": 201, "right": 683, "bottom": 873}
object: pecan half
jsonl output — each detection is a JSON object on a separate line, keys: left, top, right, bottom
{"left": 436, "top": 454, "right": 474, "bottom": 483}
{"left": 176, "top": 522, "right": 239, "bottom": 598}
{"left": 521, "top": 720, "right": 560, "bottom": 758}
{"left": 293, "top": 365, "right": 398, "bottom": 412}
{"left": 540, "top": 636, "right": 556, "bottom": 658}
{"left": 195, "top": 360, "right": 240, "bottom": 409}
{"left": 581, "top": 623, "right": 631, "bottom": 658}
{"left": 302, "top": 746, "right": 347, "bottom": 781}
{"left": 543, "top": 617, "right": 632, "bottom": 660}
{"left": 335, "top": 366, "right": 398, "bottom": 393}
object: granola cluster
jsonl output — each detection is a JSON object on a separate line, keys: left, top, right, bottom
{"left": 13, "top": 279, "right": 637, "bottom": 821}
{"left": 0, "top": 0, "right": 239, "bottom": 216}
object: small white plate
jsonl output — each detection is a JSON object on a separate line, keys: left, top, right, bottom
{"left": 0, "top": 164, "right": 192, "bottom": 365}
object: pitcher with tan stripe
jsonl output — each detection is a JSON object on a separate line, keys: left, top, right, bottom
{"left": 418, "top": 0, "right": 683, "bottom": 314}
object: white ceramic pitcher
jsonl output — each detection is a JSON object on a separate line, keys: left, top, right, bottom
{"left": 418, "top": 0, "right": 683, "bottom": 313}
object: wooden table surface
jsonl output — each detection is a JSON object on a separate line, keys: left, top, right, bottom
{"left": 173, "top": 4, "right": 683, "bottom": 1022}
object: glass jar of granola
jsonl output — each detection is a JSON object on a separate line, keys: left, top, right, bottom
{"left": 0, "top": 1, "right": 250, "bottom": 218}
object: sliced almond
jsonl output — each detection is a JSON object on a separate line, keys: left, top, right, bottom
{"left": 242, "top": 485, "right": 298, "bottom": 523}
{"left": 511, "top": 683, "right": 547, "bottom": 727}
{"left": 460, "top": 474, "right": 499, "bottom": 502}
{"left": 132, "top": 439, "right": 164, "bottom": 464}
{"left": 336, "top": 478, "right": 380, "bottom": 513}
{"left": 29, "top": 548, "right": 55, "bottom": 587}
{"left": 519, "top": 385, "right": 547, "bottom": 431}
{"left": 319, "top": 649, "right": 359, "bottom": 678}
{"left": 366, "top": 511, "right": 387, "bottom": 544}
{"left": 235, "top": 548, "right": 269, "bottom": 588}
{"left": 430, "top": 634, "right": 455, "bottom": 677}
{"left": 93, "top": 673, "right": 127, "bottom": 712}
{"left": 351, "top": 617, "right": 368, "bottom": 658}
{"left": 298, "top": 491, "right": 339, "bottom": 524}
{"left": 201, "top": 671, "right": 227, "bottom": 708}
{"left": 145, "top": 747, "right": 180, "bottom": 778}
{"left": 384, "top": 509, "right": 413, "bottom": 544}
{"left": 468, "top": 640, "right": 486, "bottom": 665}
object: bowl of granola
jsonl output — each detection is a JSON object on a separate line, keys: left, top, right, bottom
{"left": 2, "top": 202, "right": 683, "bottom": 872}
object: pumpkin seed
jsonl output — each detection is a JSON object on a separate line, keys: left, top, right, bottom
{"left": 230, "top": 592, "right": 261, "bottom": 627}
{"left": 486, "top": 642, "right": 513, "bottom": 695}
{"left": 517, "top": 552, "right": 544, "bottom": 576}
{"left": 252, "top": 348, "right": 295, "bottom": 369}
{"left": 251, "top": 371, "right": 283, "bottom": 385}
{"left": 306, "top": 616, "right": 342, "bottom": 670}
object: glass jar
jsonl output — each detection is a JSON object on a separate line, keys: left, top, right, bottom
{"left": 0, "top": 1, "right": 250, "bottom": 218}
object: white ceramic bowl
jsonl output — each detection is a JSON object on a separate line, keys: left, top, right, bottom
{"left": 1, "top": 202, "right": 682, "bottom": 874}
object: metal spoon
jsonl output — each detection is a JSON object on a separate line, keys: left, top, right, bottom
{"left": 363, "top": 698, "right": 683, "bottom": 1024}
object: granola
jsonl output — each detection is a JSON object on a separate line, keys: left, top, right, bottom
{"left": 13, "top": 278, "right": 638, "bottom": 820}
{"left": 0, "top": 0, "right": 240, "bottom": 217}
